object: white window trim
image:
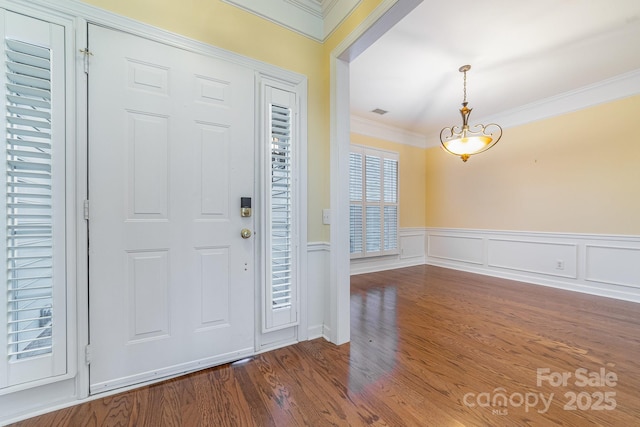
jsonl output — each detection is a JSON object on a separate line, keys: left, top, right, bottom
{"left": 257, "top": 74, "right": 307, "bottom": 335}
{"left": 0, "top": 3, "right": 78, "bottom": 396}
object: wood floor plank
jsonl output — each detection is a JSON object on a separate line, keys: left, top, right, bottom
{"left": 9, "top": 265, "right": 640, "bottom": 426}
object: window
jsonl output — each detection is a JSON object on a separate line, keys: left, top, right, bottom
{"left": 263, "top": 84, "right": 299, "bottom": 331}
{"left": 6, "top": 38, "right": 54, "bottom": 360}
{"left": 1, "top": 11, "right": 68, "bottom": 389}
{"left": 350, "top": 145, "right": 398, "bottom": 258}
{"left": 270, "top": 104, "right": 293, "bottom": 310}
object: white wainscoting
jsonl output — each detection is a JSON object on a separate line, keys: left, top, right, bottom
{"left": 350, "top": 228, "right": 426, "bottom": 275}
{"left": 307, "top": 242, "right": 330, "bottom": 340}
{"left": 426, "top": 228, "right": 640, "bottom": 303}
{"left": 345, "top": 227, "right": 640, "bottom": 303}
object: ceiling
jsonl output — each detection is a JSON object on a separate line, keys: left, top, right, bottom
{"left": 349, "top": 0, "right": 640, "bottom": 146}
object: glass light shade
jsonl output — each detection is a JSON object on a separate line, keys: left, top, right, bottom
{"left": 440, "top": 104, "right": 502, "bottom": 162}
{"left": 442, "top": 135, "right": 492, "bottom": 156}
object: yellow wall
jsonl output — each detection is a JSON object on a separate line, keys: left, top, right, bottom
{"left": 426, "top": 94, "right": 640, "bottom": 235}
{"left": 79, "top": 0, "right": 383, "bottom": 242}
{"left": 77, "top": 1, "right": 638, "bottom": 238}
{"left": 350, "top": 133, "right": 427, "bottom": 228}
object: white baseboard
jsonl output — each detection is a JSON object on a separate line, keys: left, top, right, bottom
{"left": 350, "top": 255, "right": 425, "bottom": 275}
{"left": 426, "top": 228, "right": 640, "bottom": 303}
{"left": 306, "top": 324, "right": 325, "bottom": 340}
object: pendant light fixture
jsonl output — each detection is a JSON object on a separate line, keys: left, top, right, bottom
{"left": 440, "top": 65, "right": 502, "bottom": 162}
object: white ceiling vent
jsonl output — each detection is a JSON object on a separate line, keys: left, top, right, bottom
{"left": 371, "top": 108, "right": 388, "bottom": 115}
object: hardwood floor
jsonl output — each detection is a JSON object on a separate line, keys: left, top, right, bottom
{"left": 11, "top": 265, "right": 640, "bottom": 426}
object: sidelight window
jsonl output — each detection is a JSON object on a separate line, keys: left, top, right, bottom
{"left": 263, "top": 85, "right": 299, "bottom": 331}
{"left": 1, "top": 12, "right": 68, "bottom": 390}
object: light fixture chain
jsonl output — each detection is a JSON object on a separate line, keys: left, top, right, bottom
{"left": 463, "top": 68, "right": 467, "bottom": 103}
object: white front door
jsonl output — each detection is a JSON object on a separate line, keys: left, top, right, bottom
{"left": 87, "top": 25, "right": 255, "bottom": 393}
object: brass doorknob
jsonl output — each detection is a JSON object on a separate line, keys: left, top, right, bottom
{"left": 240, "top": 228, "right": 252, "bottom": 239}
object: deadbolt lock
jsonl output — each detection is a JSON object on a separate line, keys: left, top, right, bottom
{"left": 241, "top": 197, "right": 251, "bottom": 217}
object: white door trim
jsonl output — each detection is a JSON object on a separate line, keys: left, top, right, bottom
{"left": 329, "top": 0, "right": 422, "bottom": 344}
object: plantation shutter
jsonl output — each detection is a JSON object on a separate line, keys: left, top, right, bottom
{"left": 1, "top": 10, "right": 67, "bottom": 389}
{"left": 383, "top": 158, "right": 398, "bottom": 251}
{"left": 349, "top": 145, "right": 398, "bottom": 258}
{"left": 264, "top": 86, "right": 298, "bottom": 331}
{"left": 349, "top": 152, "right": 363, "bottom": 255}
{"left": 365, "top": 155, "right": 382, "bottom": 253}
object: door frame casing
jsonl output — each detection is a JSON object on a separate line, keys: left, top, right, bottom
{"left": 328, "top": 0, "right": 422, "bottom": 345}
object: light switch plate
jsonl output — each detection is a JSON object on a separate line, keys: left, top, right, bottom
{"left": 322, "top": 209, "right": 331, "bottom": 225}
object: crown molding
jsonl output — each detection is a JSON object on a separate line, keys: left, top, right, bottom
{"left": 284, "top": 0, "right": 339, "bottom": 19}
{"left": 483, "top": 68, "right": 640, "bottom": 130}
{"left": 354, "top": 68, "right": 640, "bottom": 149}
{"left": 350, "top": 115, "right": 428, "bottom": 149}
{"left": 5, "top": 0, "right": 307, "bottom": 86}
{"left": 424, "top": 68, "right": 640, "bottom": 147}
{"left": 286, "top": 0, "right": 323, "bottom": 18}
{"left": 222, "top": 0, "right": 361, "bottom": 42}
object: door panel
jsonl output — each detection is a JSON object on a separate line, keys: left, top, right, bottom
{"left": 88, "top": 25, "right": 255, "bottom": 393}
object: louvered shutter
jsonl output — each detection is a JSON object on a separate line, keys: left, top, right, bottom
{"left": 383, "top": 158, "right": 398, "bottom": 251}
{"left": 1, "top": 11, "right": 67, "bottom": 389}
{"left": 349, "top": 152, "right": 363, "bottom": 255}
{"left": 364, "top": 155, "right": 382, "bottom": 253}
{"left": 264, "top": 86, "right": 298, "bottom": 331}
{"left": 349, "top": 205, "right": 363, "bottom": 254}
{"left": 349, "top": 145, "right": 399, "bottom": 258}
